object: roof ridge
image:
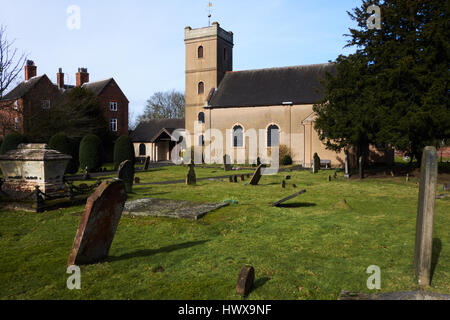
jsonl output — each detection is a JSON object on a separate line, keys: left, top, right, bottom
{"left": 225, "top": 63, "right": 334, "bottom": 74}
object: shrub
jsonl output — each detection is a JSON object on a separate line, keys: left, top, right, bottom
{"left": 113, "top": 135, "right": 135, "bottom": 169}
{"left": 281, "top": 154, "right": 293, "bottom": 165}
{"left": 48, "top": 133, "right": 79, "bottom": 174}
{"left": 79, "top": 134, "right": 103, "bottom": 171}
{"left": 0, "top": 132, "right": 25, "bottom": 155}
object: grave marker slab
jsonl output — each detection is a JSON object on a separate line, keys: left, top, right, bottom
{"left": 414, "top": 146, "right": 438, "bottom": 287}
{"left": 186, "top": 161, "right": 196, "bottom": 185}
{"left": 249, "top": 164, "right": 265, "bottom": 185}
{"left": 67, "top": 180, "right": 127, "bottom": 266}
{"left": 271, "top": 190, "right": 307, "bottom": 207}
{"left": 143, "top": 156, "right": 150, "bottom": 171}
{"left": 223, "top": 154, "right": 232, "bottom": 171}
{"left": 236, "top": 265, "right": 255, "bottom": 296}
{"left": 118, "top": 160, "right": 134, "bottom": 193}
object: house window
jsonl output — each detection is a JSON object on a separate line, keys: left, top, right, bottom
{"left": 199, "top": 135, "right": 205, "bottom": 147}
{"left": 110, "top": 102, "right": 118, "bottom": 111}
{"left": 267, "top": 124, "right": 279, "bottom": 147}
{"left": 14, "top": 117, "right": 19, "bottom": 130}
{"left": 233, "top": 125, "right": 243, "bottom": 147}
{"left": 110, "top": 118, "right": 117, "bottom": 132}
{"left": 198, "top": 112, "right": 205, "bottom": 124}
{"left": 139, "top": 143, "right": 146, "bottom": 156}
{"left": 41, "top": 100, "right": 50, "bottom": 109}
{"left": 198, "top": 82, "right": 204, "bottom": 95}
{"left": 198, "top": 46, "right": 204, "bottom": 58}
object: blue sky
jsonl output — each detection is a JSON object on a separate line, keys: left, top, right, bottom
{"left": 0, "top": 0, "right": 360, "bottom": 124}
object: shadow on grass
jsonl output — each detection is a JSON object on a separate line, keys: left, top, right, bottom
{"left": 108, "top": 240, "right": 209, "bottom": 262}
{"left": 253, "top": 277, "right": 270, "bottom": 290}
{"left": 431, "top": 238, "right": 442, "bottom": 283}
{"left": 276, "top": 202, "right": 316, "bottom": 208}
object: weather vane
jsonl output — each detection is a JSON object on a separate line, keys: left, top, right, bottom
{"left": 207, "top": 2, "right": 213, "bottom": 26}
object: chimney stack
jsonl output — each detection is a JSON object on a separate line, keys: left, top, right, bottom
{"left": 25, "top": 60, "right": 37, "bottom": 80}
{"left": 76, "top": 67, "right": 89, "bottom": 87}
{"left": 57, "top": 68, "right": 64, "bottom": 89}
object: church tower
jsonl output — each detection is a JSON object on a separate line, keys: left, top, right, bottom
{"left": 184, "top": 22, "right": 233, "bottom": 143}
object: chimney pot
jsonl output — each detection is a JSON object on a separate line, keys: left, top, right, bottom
{"left": 57, "top": 68, "right": 65, "bottom": 89}
{"left": 24, "top": 60, "right": 37, "bottom": 80}
{"left": 76, "top": 67, "right": 89, "bottom": 87}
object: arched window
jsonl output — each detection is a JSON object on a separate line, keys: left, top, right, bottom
{"left": 139, "top": 143, "right": 146, "bottom": 156}
{"left": 198, "top": 46, "right": 203, "bottom": 58}
{"left": 198, "top": 82, "right": 204, "bottom": 95}
{"left": 267, "top": 124, "right": 279, "bottom": 147}
{"left": 198, "top": 112, "right": 205, "bottom": 123}
{"left": 233, "top": 125, "right": 243, "bottom": 147}
{"left": 199, "top": 135, "right": 205, "bottom": 147}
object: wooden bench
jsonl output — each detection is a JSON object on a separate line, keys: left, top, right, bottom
{"left": 320, "top": 159, "right": 331, "bottom": 169}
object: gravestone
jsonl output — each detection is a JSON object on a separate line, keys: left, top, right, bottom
{"left": 240, "top": 175, "right": 245, "bottom": 181}
{"left": 186, "top": 161, "right": 196, "bottom": 185}
{"left": 236, "top": 265, "right": 255, "bottom": 296}
{"left": 359, "top": 156, "right": 364, "bottom": 179}
{"left": 118, "top": 160, "right": 134, "bottom": 193}
{"left": 249, "top": 164, "right": 265, "bottom": 185}
{"left": 143, "top": 156, "right": 150, "bottom": 171}
{"left": 406, "top": 174, "right": 409, "bottom": 183}
{"left": 282, "top": 180, "right": 286, "bottom": 188}
{"left": 344, "top": 150, "right": 350, "bottom": 179}
{"left": 83, "top": 166, "right": 90, "bottom": 180}
{"left": 271, "top": 190, "right": 307, "bottom": 207}
{"left": 285, "top": 175, "right": 291, "bottom": 180}
{"left": 233, "top": 175, "right": 238, "bottom": 183}
{"left": 292, "top": 184, "right": 297, "bottom": 188}
{"left": 313, "top": 153, "right": 320, "bottom": 174}
{"left": 67, "top": 180, "right": 127, "bottom": 266}
{"left": 414, "top": 146, "right": 438, "bottom": 287}
{"left": 328, "top": 175, "right": 332, "bottom": 182}
{"left": 134, "top": 177, "right": 140, "bottom": 184}
{"left": 229, "top": 176, "right": 233, "bottom": 183}
{"left": 256, "top": 157, "right": 261, "bottom": 166}
{"left": 247, "top": 174, "right": 250, "bottom": 178}
{"left": 223, "top": 154, "right": 232, "bottom": 171}
{"left": 443, "top": 183, "right": 449, "bottom": 191}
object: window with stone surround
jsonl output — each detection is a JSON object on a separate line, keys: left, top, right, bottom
{"left": 110, "top": 118, "right": 117, "bottom": 132}
{"left": 110, "top": 101, "right": 118, "bottom": 111}
{"left": 233, "top": 125, "right": 243, "bottom": 148}
{"left": 198, "top": 46, "right": 203, "bottom": 58}
{"left": 198, "top": 82, "right": 204, "bottom": 95}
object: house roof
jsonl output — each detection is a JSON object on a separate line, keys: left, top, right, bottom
{"left": 82, "top": 78, "right": 113, "bottom": 95}
{"left": 1, "top": 75, "right": 46, "bottom": 101}
{"left": 207, "top": 63, "right": 336, "bottom": 108}
{"left": 130, "top": 118, "right": 185, "bottom": 142}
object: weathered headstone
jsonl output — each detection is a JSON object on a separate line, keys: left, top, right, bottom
{"left": 186, "top": 161, "right": 196, "bottom": 185}
{"left": 134, "top": 177, "right": 140, "bottom": 184}
{"left": 344, "top": 150, "right": 350, "bottom": 179}
{"left": 414, "top": 146, "right": 438, "bottom": 287}
{"left": 328, "top": 175, "right": 332, "bottom": 182}
{"left": 233, "top": 175, "right": 238, "bottom": 183}
{"left": 240, "top": 175, "right": 245, "bottom": 181}
{"left": 229, "top": 176, "right": 233, "bottom": 183}
{"left": 256, "top": 157, "right": 261, "bottom": 166}
{"left": 83, "top": 166, "right": 90, "bottom": 180}
{"left": 143, "top": 156, "right": 150, "bottom": 171}
{"left": 271, "top": 189, "right": 307, "bottom": 207}
{"left": 236, "top": 265, "right": 255, "bottom": 296}
{"left": 118, "top": 160, "right": 134, "bottom": 193}
{"left": 313, "top": 153, "right": 320, "bottom": 173}
{"left": 443, "top": 183, "right": 449, "bottom": 191}
{"left": 292, "top": 184, "right": 297, "bottom": 188}
{"left": 223, "top": 154, "right": 232, "bottom": 171}
{"left": 67, "top": 180, "right": 127, "bottom": 266}
{"left": 282, "top": 180, "right": 286, "bottom": 188}
{"left": 359, "top": 156, "right": 364, "bottom": 179}
{"left": 285, "top": 175, "right": 291, "bottom": 180}
{"left": 249, "top": 164, "right": 265, "bottom": 185}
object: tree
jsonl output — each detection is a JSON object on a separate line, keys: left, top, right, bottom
{"left": 0, "top": 132, "right": 25, "bottom": 155}
{"left": 113, "top": 135, "right": 135, "bottom": 169}
{"left": 48, "top": 133, "right": 79, "bottom": 174}
{"left": 138, "top": 90, "right": 185, "bottom": 121}
{"left": 346, "top": 0, "right": 450, "bottom": 164}
{"left": 0, "top": 25, "right": 27, "bottom": 99}
{"left": 79, "top": 134, "right": 103, "bottom": 172}
{"left": 28, "top": 87, "right": 112, "bottom": 143}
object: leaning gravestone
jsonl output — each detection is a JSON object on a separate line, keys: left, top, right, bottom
{"left": 414, "top": 146, "right": 438, "bottom": 287}
{"left": 67, "top": 180, "right": 127, "bottom": 266}
{"left": 118, "top": 160, "right": 134, "bottom": 193}
{"left": 223, "top": 154, "right": 232, "bottom": 171}
{"left": 344, "top": 150, "right": 350, "bottom": 179}
{"left": 186, "top": 161, "right": 196, "bottom": 185}
{"left": 271, "top": 190, "right": 307, "bottom": 207}
{"left": 249, "top": 164, "right": 265, "bottom": 186}
{"left": 236, "top": 265, "right": 255, "bottom": 296}
{"left": 143, "top": 156, "right": 150, "bottom": 171}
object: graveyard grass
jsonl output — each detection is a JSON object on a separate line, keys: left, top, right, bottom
{"left": 0, "top": 166, "right": 449, "bottom": 299}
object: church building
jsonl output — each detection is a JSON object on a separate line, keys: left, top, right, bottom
{"left": 184, "top": 22, "right": 393, "bottom": 168}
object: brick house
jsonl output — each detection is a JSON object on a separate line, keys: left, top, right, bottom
{"left": 0, "top": 60, "right": 129, "bottom": 138}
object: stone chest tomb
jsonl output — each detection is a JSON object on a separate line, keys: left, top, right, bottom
{"left": 0, "top": 144, "right": 71, "bottom": 199}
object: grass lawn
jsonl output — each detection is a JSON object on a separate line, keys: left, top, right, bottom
{"left": 0, "top": 166, "right": 449, "bottom": 299}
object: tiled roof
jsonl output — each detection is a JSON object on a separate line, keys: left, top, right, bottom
{"left": 130, "top": 118, "right": 185, "bottom": 142}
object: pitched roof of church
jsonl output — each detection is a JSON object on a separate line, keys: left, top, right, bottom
{"left": 207, "top": 63, "right": 336, "bottom": 108}
{"left": 1, "top": 75, "right": 46, "bottom": 100}
{"left": 130, "top": 118, "right": 185, "bottom": 142}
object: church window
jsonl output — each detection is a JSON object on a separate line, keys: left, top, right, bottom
{"left": 139, "top": 143, "right": 146, "bottom": 156}
{"left": 198, "top": 46, "right": 203, "bottom": 58}
{"left": 233, "top": 125, "right": 243, "bottom": 147}
{"left": 198, "top": 82, "right": 204, "bottom": 95}
{"left": 267, "top": 124, "right": 279, "bottom": 147}
{"left": 198, "top": 112, "right": 205, "bottom": 123}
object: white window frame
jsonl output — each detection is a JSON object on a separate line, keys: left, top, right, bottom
{"left": 110, "top": 118, "right": 118, "bottom": 132}
{"left": 109, "top": 101, "right": 118, "bottom": 111}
